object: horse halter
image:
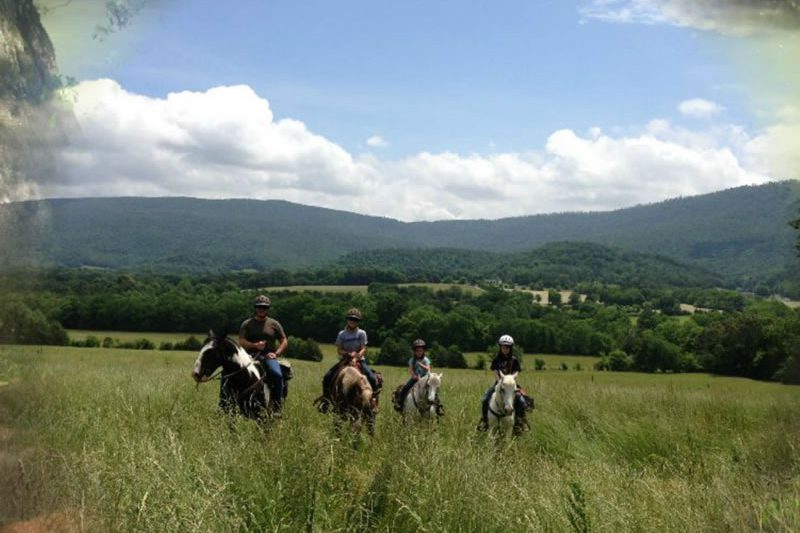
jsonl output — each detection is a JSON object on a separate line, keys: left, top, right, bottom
{"left": 489, "top": 381, "right": 513, "bottom": 419}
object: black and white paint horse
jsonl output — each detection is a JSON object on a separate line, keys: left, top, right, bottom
{"left": 191, "top": 331, "right": 274, "bottom": 421}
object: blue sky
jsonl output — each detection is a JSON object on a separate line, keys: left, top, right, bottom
{"left": 38, "top": 0, "right": 799, "bottom": 220}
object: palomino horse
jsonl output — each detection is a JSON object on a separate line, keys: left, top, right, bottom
{"left": 331, "top": 364, "right": 375, "bottom": 435}
{"left": 487, "top": 371, "right": 518, "bottom": 437}
{"left": 401, "top": 373, "right": 443, "bottom": 422}
{"left": 191, "top": 331, "right": 273, "bottom": 421}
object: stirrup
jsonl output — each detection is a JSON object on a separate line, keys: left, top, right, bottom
{"left": 314, "top": 395, "right": 332, "bottom": 413}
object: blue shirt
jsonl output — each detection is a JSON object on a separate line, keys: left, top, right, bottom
{"left": 408, "top": 356, "right": 431, "bottom": 378}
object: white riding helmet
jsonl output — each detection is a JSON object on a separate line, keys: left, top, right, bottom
{"left": 498, "top": 334, "right": 514, "bottom": 346}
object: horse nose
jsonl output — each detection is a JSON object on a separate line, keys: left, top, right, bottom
{"left": 505, "top": 405, "right": 514, "bottom": 415}
{"left": 192, "top": 370, "right": 201, "bottom": 382}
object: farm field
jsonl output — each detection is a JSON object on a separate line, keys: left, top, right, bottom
{"left": 257, "top": 283, "right": 485, "bottom": 295}
{"left": 1, "top": 345, "right": 799, "bottom": 531}
{"left": 67, "top": 331, "right": 598, "bottom": 370}
{"left": 68, "top": 329, "right": 206, "bottom": 345}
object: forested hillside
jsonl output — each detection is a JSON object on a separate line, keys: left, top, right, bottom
{"left": 1, "top": 182, "right": 798, "bottom": 289}
{"left": 335, "top": 242, "right": 721, "bottom": 288}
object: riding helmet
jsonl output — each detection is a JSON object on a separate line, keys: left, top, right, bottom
{"left": 254, "top": 295, "right": 271, "bottom": 307}
{"left": 412, "top": 338, "right": 426, "bottom": 348}
{"left": 345, "top": 307, "right": 363, "bottom": 321}
{"left": 498, "top": 334, "right": 514, "bottom": 346}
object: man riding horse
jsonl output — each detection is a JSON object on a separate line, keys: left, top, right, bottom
{"left": 238, "top": 295, "right": 289, "bottom": 416}
{"left": 317, "top": 308, "right": 381, "bottom": 413}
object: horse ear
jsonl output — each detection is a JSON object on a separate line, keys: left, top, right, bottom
{"left": 208, "top": 329, "right": 215, "bottom": 337}
{"left": 498, "top": 371, "right": 505, "bottom": 378}
{"left": 511, "top": 372, "right": 519, "bottom": 380}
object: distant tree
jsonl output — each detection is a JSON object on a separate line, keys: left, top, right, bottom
{"left": 548, "top": 291, "right": 562, "bottom": 306}
{"left": 375, "top": 337, "right": 409, "bottom": 366}
{"left": 428, "top": 342, "right": 468, "bottom": 369}
{"left": 596, "top": 349, "right": 632, "bottom": 371}
{"left": 0, "top": 300, "right": 68, "bottom": 346}
{"left": 534, "top": 358, "right": 546, "bottom": 370}
{"left": 284, "top": 336, "right": 323, "bottom": 362}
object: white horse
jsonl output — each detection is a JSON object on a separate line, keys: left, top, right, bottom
{"left": 487, "top": 371, "right": 517, "bottom": 437}
{"left": 402, "top": 372, "right": 443, "bottom": 422}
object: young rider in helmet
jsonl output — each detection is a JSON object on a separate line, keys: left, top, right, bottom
{"left": 238, "top": 294, "right": 288, "bottom": 414}
{"left": 394, "top": 338, "right": 431, "bottom": 410}
{"left": 319, "top": 308, "right": 378, "bottom": 410}
{"left": 477, "top": 334, "right": 524, "bottom": 431}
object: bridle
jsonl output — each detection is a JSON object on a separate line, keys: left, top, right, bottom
{"left": 488, "top": 380, "right": 513, "bottom": 419}
{"left": 410, "top": 375, "right": 438, "bottom": 413}
{"left": 195, "top": 339, "right": 257, "bottom": 386}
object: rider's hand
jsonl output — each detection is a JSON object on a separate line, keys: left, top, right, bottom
{"left": 412, "top": 375, "right": 419, "bottom": 381}
{"left": 266, "top": 351, "right": 277, "bottom": 359}
{"left": 255, "top": 340, "right": 266, "bottom": 351}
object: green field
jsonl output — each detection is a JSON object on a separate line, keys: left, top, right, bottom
{"left": 1, "top": 345, "right": 799, "bottom": 531}
{"left": 257, "top": 283, "right": 485, "bottom": 295}
{"left": 68, "top": 329, "right": 206, "bottom": 345}
{"left": 67, "top": 331, "right": 598, "bottom": 370}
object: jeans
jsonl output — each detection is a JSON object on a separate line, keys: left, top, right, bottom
{"left": 262, "top": 357, "right": 284, "bottom": 406}
{"left": 400, "top": 377, "right": 417, "bottom": 401}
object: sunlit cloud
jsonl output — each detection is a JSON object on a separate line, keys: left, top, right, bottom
{"left": 579, "top": 0, "right": 800, "bottom": 36}
{"left": 40, "top": 79, "right": 782, "bottom": 221}
{"left": 678, "top": 98, "right": 724, "bottom": 119}
{"left": 366, "top": 135, "right": 389, "bottom": 148}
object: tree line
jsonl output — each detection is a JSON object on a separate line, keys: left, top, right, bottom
{"left": 0, "top": 268, "right": 798, "bottom": 383}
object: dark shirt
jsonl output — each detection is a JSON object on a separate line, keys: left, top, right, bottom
{"left": 239, "top": 317, "right": 286, "bottom": 354}
{"left": 490, "top": 355, "right": 521, "bottom": 376}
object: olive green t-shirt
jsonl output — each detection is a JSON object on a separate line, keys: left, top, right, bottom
{"left": 239, "top": 317, "right": 286, "bottom": 354}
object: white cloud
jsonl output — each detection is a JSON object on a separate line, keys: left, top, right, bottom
{"left": 35, "top": 79, "right": 788, "bottom": 221}
{"left": 678, "top": 98, "right": 724, "bottom": 119}
{"left": 366, "top": 135, "right": 388, "bottom": 148}
{"left": 579, "top": 0, "right": 800, "bottom": 36}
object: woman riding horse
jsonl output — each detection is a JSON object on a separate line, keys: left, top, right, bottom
{"left": 318, "top": 308, "right": 380, "bottom": 413}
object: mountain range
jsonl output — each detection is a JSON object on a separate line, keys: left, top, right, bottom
{"left": 1, "top": 181, "right": 798, "bottom": 287}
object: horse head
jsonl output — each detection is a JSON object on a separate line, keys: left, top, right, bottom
{"left": 337, "top": 365, "right": 372, "bottom": 410}
{"left": 192, "top": 329, "right": 253, "bottom": 382}
{"left": 495, "top": 371, "right": 518, "bottom": 415}
{"left": 425, "top": 373, "right": 442, "bottom": 404}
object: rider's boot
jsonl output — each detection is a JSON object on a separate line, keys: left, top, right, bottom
{"left": 477, "top": 401, "right": 489, "bottom": 431}
{"left": 317, "top": 382, "right": 332, "bottom": 413}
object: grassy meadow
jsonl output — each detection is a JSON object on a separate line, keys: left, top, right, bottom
{"left": 1, "top": 344, "right": 799, "bottom": 532}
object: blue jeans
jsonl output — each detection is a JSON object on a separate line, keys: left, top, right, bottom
{"left": 399, "top": 377, "right": 417, "bottom": 403}
{"left": 360, "top": 359, "right": 378, "bottom": 391}
{"left": 262, "top": 358, "right": 284, "bottom": 406}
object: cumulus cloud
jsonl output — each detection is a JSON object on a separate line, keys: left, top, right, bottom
{"left": 366, "top": 135, "right": 388, "bottom": 148}
{"left": 35, "top": 79, "right": 785, "bottom": 221}
{"left": 678, "top": 98, "right": 725, "bottom": 118}
{"left": 579, "top": 0, "right": 800, "bottom": 36}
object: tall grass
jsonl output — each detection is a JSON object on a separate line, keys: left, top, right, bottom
{"left": 1, "top": 345, "right": 799, "bottom": 531}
